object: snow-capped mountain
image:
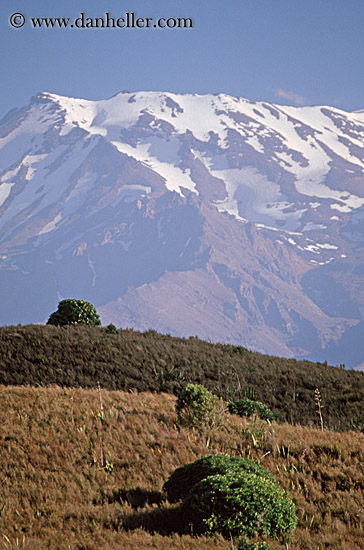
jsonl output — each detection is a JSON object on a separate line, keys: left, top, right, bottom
{"left": 1, "top": 91, "right": 364, "bottom": 367}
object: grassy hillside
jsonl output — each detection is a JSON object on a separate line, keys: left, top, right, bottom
{"left": 1, "top": 385, "right": 364, "bottom": 549}
{"left": 1, "top": 324, "right": 364, "bottom": 430}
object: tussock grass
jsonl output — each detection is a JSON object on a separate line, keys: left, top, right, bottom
{"left": 1, "top": 386, "right": 364, "bottom": 549}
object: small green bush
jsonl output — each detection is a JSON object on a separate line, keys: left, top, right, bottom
{"left": 163, "top": 454, "right": 275, "bottom": 503}
{"left": 228, "top": 398, "right": 275, "bottom": 422}
{"left": 105, "top": 323, "right": 118, "bottom": 334}
{"left": 175, "top": 384, "right": 223, "bottom": 428}
{"left": 181, "top": 470, "right": 297, "bottom": 538}
{"left": 47, "top": 299, "right": 101, "bottom": 327}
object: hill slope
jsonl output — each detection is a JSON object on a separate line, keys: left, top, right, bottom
{"left": 1, "top": 324, "right": 364, "bottom": 431}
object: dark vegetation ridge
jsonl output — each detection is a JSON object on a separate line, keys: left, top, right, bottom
{"left": 1, "top": 324, "right": 364, "bottom": 431}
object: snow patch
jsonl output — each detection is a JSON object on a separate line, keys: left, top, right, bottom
{"left": 22, "top": 154, "right": 47, "bottom": 180}
{"left": 39, "top": 214, "right": 62, "bottom": 235}
{"left": 316, "top": 242, "right": 338, "bottom": 250}
{"left": 245, "top": 134, "right": 264, "bottom": 153}
{"left": 305, "top": 245, "right": 320, "bottom": 253}
{"left": 0, "top": 182, "right": 15, "bottom": 207}
{"left": 330, "top": 203, "right": 354, "bottom": 213}
{"left": 111, "top": 139, "right": 197, "bottom": 195}
{"left": 88, "top": 254, "right": 97, "bottom": 287}
{"left": 210, "top": 165, "right": 305, "bottom": 230}
{"left": 302, "top": 222, "right": 327, "bottom": 232}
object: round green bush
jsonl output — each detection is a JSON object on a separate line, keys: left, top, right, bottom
{"left": 164, "top": 454, "right": 275, "bottom": 503}
{"left": 105, "top": 323, "right": 118, "bottom": 334}
{"left": 175, "top": 384, "right": 222, "bottom": 428}
{"left": 47, "top": 299, "right": 101, "bottom": 327}
{"left": 181, "top": 470, "right": 297, "bottom": 538}
{"left": 228, "top": 398, "right": 275, "bottom": 422}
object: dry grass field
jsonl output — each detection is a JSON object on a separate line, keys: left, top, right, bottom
{"left": 1, "top": 385, "right": 364, "bottom": 549}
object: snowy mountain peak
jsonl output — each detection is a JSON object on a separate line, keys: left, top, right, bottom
{"left": 2, "top": 90, "right": 364, "bottom": 240}
{"left": 1, "top": 91, "right": 363, "bottom": 368}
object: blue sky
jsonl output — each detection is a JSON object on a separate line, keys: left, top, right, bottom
{"left": 1, "top": 0, "right": 364, "bottom": 118}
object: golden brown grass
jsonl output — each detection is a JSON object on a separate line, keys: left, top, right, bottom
{"left": 1, "top": 385, "right": 364, "bottom": 549}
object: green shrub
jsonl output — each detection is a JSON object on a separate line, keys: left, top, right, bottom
{"left": 175, "top": 384, "right": 223, "bottom": 428}
{"left": 228, "top": 398, "right": 275, "bottom": 422}
{"left": 47, "top": 299, "right": 101, "bottom": 327}
{"left": 181, "top": 470, "right": 297, "bottom": 538}
{"left": 105, "top": 323, "right": 118, "bottom": 334}
{"left": 164, "top": 454, "right": 297, "bottom": 541}
{"left": 163, "top": 454, "right": 275, "bottom": 503}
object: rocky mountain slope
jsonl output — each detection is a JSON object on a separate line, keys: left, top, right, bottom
{"left": 1, "top": 91, "right": 363, "bottom": 366}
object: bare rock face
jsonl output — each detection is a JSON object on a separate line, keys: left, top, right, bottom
{"left": 1, "top": 91, "right": 364, "bottom": 367}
